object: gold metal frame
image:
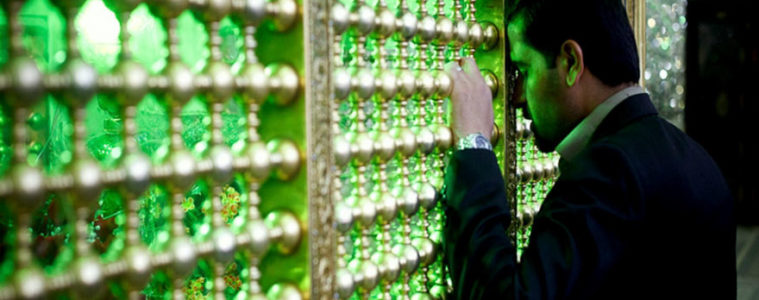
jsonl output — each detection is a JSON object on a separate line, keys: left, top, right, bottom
{"left": 626, "top": 0, "right": 648, "bottom": 87}
{"left": 305, "top": 0, "right": 335, "bottom": 297}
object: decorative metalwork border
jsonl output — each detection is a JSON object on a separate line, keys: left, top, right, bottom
{"left": 626, "top": 0, "right": 647, "bottom": 87}
{"left": 305, "top": 0, "right": 335, "bottom": 297}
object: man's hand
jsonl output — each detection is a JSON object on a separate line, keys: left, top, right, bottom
{"left": 445, "top": 57, "right": 494, "bottom": 143}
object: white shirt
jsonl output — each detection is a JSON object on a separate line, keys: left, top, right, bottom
{"left": 555, "top": 86, "right": 647, "bottom": 162}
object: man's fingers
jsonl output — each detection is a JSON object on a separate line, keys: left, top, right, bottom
{"left": 460, "top": 57, "right": 479, "bottom": 75}
{"left": 444, "top": 61, "right": 460, "bottom": 74}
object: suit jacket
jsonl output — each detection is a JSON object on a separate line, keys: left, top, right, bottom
{"left": 444, "top": 94, "right": 735, "bottom": 299}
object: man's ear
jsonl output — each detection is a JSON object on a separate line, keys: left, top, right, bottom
{"left": 559, "top": 40, "right": 584, "bottom": 87}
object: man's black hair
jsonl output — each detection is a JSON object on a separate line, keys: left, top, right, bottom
{"left": 508, "top": 0, "right": 640, "bottom": 87}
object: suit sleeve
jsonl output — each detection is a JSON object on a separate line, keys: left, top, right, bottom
{"left": 444, "top": 146, "right": 643, "bottom": 299}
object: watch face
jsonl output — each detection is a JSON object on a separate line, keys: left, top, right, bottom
{"left": 475, "top": 135, "right": 490, "bottom": 149}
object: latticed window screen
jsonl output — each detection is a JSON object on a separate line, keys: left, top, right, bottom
{"left": 0, "top": 0, "right": 645, "bottom": 298}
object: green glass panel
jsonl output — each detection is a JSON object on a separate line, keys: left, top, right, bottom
{"left": 385, "top": 38, "right": 399, "bottom": 68}
{"left": 337, "top": 0, "right": 356, "bottom": 11}
{"left": 363, "top": 100, "right": 376, "bottom": 131}
{"left": 386, "top": 0, "right": 400, "bottom": 15}
{"left": 425, "top": 0, "right": 437, "bottom": 16}
{"left": 340, "top": 30, "right": 358, "bottom": 66}
{"left": 219, "top": 17, "right": 245, "bottom": 73}
{"left": 19, "top": 0, "right": 67, "bottom": 72}
{"left": 221, "top": 97, "right": 247, "bottom": 154}
{"left": 185, "top": 260, "right": 213, "bottom": 299}
{"left": 407, "top": 41, "right": 420, "bottom": 69}
{"left": 405, "top": 98, "right": 419, "bottom": 126}
{"left": 85, "top": 95, "right": 124, "bottom": 168}
{"left": 75, "top": 0, "right": 121, "bottom": 73}
{"left": 88, "top": 189, "right": 125, "bottom": 262}
{"left": 407, "top": 0, "right": 421, "bottom": 17}
{"left": 222, "top": 174, "right": 248, "bottom": 230}
{"left": 460, "top": 0, "right": 471, "bottom": 20}
{"left": 135, "top": 94, "right": 170, "bottom": 162}
{"left": 0, "top": 202, "right": 14, "bottom": 284}
{"left": 27, "top": 97, "right": 73, "bottom": 174}
{"left": 138, "top": 184, "right": 170, "bottom": 252}
{"left": 443, "top": 0, "right": 455, "bottom": 19}
{"left": 30, "top": 194, "right": 74, "bottom": 274}
{"left": 177, "top": 10, "right": 209, "bottom": 74}
{"left": 128, "top": 4, "right": 168, "bottom": 74}
{"left": 223, "top": 253, "right": 250, "bottom": 300}
{"left": 143, "top": 271, "right": 171, "bottom": 300}
{"left": 0, "top": 102, "right": 11, "bottom": 176}
{"left": 181, "top": 96, "right": 211, "bottom": 157}
{"left": 183, "top": 180, "right": 211, "bottom": 241}
{"left": 106, "top": 280, "right": 128, "bottom": 300}
{"left": 0, "top": 8, "right": 8, "bottom": 67}
{"left": 366, "top": 0, "right": 380, "bottom": 9}
{"left": 337, "top": 97, "right": 356, "bottom": 133}
{"left": 365, "top": 36, "right": 379, "bottom": 67}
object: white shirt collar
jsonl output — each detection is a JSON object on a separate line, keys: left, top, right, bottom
{"left": 555, "top": 86, "right": 647, "bottom": 161}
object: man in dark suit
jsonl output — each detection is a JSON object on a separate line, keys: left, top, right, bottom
{"left": 443, "top": 0, "right": 735, "bottom": 299}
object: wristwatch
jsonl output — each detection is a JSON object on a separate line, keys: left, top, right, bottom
{"left": 457, "top": 133, "right": 492, "bottom": 151}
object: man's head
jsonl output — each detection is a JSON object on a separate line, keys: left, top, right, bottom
{"left": 507, "top": 0, "right": 640, "bottom": 152}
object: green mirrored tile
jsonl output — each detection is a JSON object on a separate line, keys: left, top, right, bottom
{"left": 340, "top": 30, "right": 358, "bottom": 66}
{"left": 366, "top": 0, "right": 380, "bottom": 9}
{"left": 88, "top": 189, "right": 125, "bottom": 262}
{"left": 337, "top": 0, "right": 356, "bottom": 11}
{"left": 177, "top": 10, "right": 209, "bottom": 74}
{"left": 143, "top": 270, "right": 171, "bottom": 300}
{"left": 138, "top": 184, "right": 170, "bottom": 252}
{"left": 460, "top": 0, "right": 471, "bottom": 20}
{"left": 0, "top": 8, "right": 8, "bottom": 67}
{"left": 339, "top": 164, "right": 357, "bottom": 197}
{"left": 105, "top": 280, "right": 128, "bottom": 300}
{"left": 386, "top": 0, "right": 400, "bottom": 15}
{"left": 385, "top": 156, "right": 402, "bottom": 191}
{"left": 405, "top": 98, "right": 419, "bottom": 126}
{"left": 185, "top": 259, "right": 213, "bottom": 299}
{"left": 128, "top": 3, "right": 168, "bottom": 74}
{"left": 75, "top": 0, "right": 121, "bottom": 73}
{"left": 222, "top": 174, "right": 249, "bottom": 230}
{"left": 424, "top": 43, "right": 436, "bottom": 68}
{"left": 423, "top": 100, "right": 436, "bottom": 125}
{"left": 337, "top": 96, "right": 356, "bottom": 133}
{"left": 443, "top": 0, "right": 455, "bottom": 19}
{"left": 30, "top": 193, "right": 74, "bottom": 274}
{"left": 424, "top": 0, "right": 438, "bottom": 16}
{"left": 86, "top": 95, "right": 124, "bottom": 168}
{"left": 183, "top": 179, "right": 211, "bottom": 241}
{"left": 363, "top": 100, "right": 376, "bottom": 131}
{"left": 443, "top": 45, "right": 456, "bottom": 63}
{"left": 19, "top": 0, "right": 67, "bottom": 72}
{"left": 219, "top": 17, "right": 245, "bottom": 73}
{"left": 221, "top": 97, "right": 247, "bottom": 154}
{"left": 364, "top": 36, "right": 380, "bottom": 67}
{"left": 181, "top": 96, "right": 211, "bottom": 157}
{"left": 223, "top": 252, "right": 250, "bottom": 300}
{"left": 135, "top": 94, "right": 170, "bottom": 162}
{"left": 363, "top": 162, "right": 378, "bottom": 193}
{"left": 384, "top": 38, "right": 400, "bottom": 68}
{"left": 0, "top": 102, "right": 11, "bottom": 176}
{"left": 27, "top": 97, "right": 73, "bottom": 174}
{"left": 0, "top": 202, "right": 14, "bottom": 284}
{"left": 407, "top": 0, "right": 422, "bottom": 17}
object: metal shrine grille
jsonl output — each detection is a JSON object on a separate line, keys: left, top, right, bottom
{"left": 0, "top": 0, "right": 644, "bottom": 298}
{"left": 0, "top": 0, "right": 306, "bottom": 298}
